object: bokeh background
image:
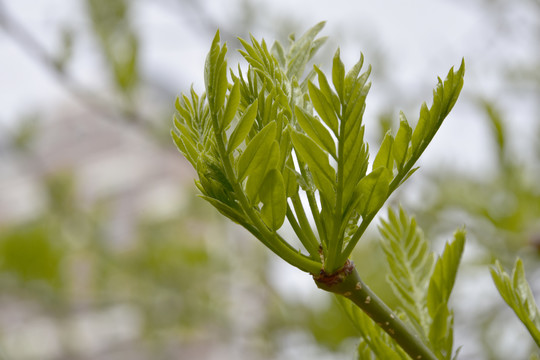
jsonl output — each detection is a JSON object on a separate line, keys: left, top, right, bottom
{"left": 0, "top": 0, "right": 539, "bottom": 359}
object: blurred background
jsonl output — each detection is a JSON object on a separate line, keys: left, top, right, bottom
{"left": 0, "top": 0, "right": 539, "bottom": 359}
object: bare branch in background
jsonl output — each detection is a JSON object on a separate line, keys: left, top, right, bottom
{"left": 0, "top": 0, "right": 165, "bottom": 143}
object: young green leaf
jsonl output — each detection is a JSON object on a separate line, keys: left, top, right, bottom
{"left": 356, "top": 167, "right": 391, "bottom": 216}
{"left": 344, "top": 71, "right": 371, "bottom": 124}
{"left": 344, "top": 54, "right": 365, "bottom": 101}
{"left": 173, "top": 90, "right": 212, "bottom": 145}
{"left": 172, "top": 88, "right": 214, "bottom": 167}
{"left": 271, "top": 40, "right": 286, "bottom": 68}
{"left": 205, "top": 31, "right": 229, "bottom": 114}
{"left": 295, "top": 106, "right": 336, "bottom": 159}
{"left": 308, "top": 81, "right": 339, "bottom": 134}
{"left": 174, "top": 95, "right": 190, "bottom": 121}
{"left": 228, "top": 99, "right": 258, "bottom": 152}
{"left": 238, "top": 35, "right": 284, "bottom": 95}
{"left": 171, "top": 129, "right": 198, "bottom": 166}
{"left": 411, "top": 102, "right": 430, "bottom": 153}
{"left": 491, "top": 259, "right": 540, "bottom": 347}
{"left": 196, "top": 161, "right": 234, "bottom": 206}
{"left": 283, "top": 164, "right": 299, "bottom": 197}
{"left": 440, "top": 59, "right": 466, "bottom": 116}
{"left": 313, "top": 66, "right": 340, "bottom": 113}
{"left": 290, "top": 131, "right": 336, "bottom": 205}
{"left": 173, "top": 116, "right": 193, "bottom": 141}
{"left": 222, "top": 80, "right": 241, "bottom": 130}
{"left": 392, "top": 113, "right": 412, "bottom": 171}
{"left": 256, "top": 88, "right": 274, "bottom": 128}
{"left": 332, "top": 48, "right": 345, "bottom": 101}
{"left": 245, "top": 140, "right": 280, "bottom": 201}
{"left": 378, "top": 208, "right": 464, "bottom": 360}
{"left": 199, "top": 195, "right": 249, "bottom": 227}
{"left": 260, "top": 169, "right": 287, "bottom": 230}
{"left": 373, "top": 131, "right": 395, "bottom": 171}
{"left": 237, "top": 121, "right": 277, "bottom": 181}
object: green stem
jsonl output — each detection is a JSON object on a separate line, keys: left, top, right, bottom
{"left": 297, "top": 160, "right": 325, "bottom": 246}
{"left": 340, "top": 213, "right": 374, "bottom": 265}
{"left": 274, "top": 232, "right": 321, "bottom": 273}
{"left": 314, "top": 261, "right": 437, "bottom": 360}
{"left": 290, "top": 194, "right": 321, "bottom": 253}
{"left": 286, "top": 205, "right": 319, "bottom": 259}
{"left": 305, "top": 191, "right": 323, "bottom": 237}
{"left": 326, "top": 112, "right": 346, "bottom": 273}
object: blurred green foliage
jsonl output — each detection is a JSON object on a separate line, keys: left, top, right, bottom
{"left": 0, "top": 222, "right": 64, "bottom": 289}
{"left": 0, "top": 167, "right": 359, "bottom": 358}
{"left": 87, "top": 0, "right": 139, "bottom": 96}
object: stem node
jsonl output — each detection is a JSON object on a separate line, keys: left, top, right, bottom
{"left": 313, "top": 260, "right": 438, "bottom": 360}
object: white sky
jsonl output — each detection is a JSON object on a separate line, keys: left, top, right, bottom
{"left": 1, "top": 0, "right": 537, "bottom": 176}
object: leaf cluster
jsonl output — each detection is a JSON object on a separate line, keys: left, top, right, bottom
{"left": 282, "top": 28, "right": 465, "bottom": 273}
{"left": 171, "top": 22, "right": 464, "bottom": 276}
{"left": 171, "top": 23, "right": 468, "bottom": 360}
{"left": 172, "top": 24, "right": 332, "bottom": 274}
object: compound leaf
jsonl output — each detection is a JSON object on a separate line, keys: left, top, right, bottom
{"left": 286, "top": 21, "right": 326, "bottom": 80}
{"left": 379, "top": 207, "right": 434, "bottom": 335}
{"left": 336, "top": 52, "right": 371, "bottom": 208}
{"left": 410, "top": 60, "right": 465, "bottom": 159}
{"left": 491, "top": 259, "right": 540, "bottom": 348}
